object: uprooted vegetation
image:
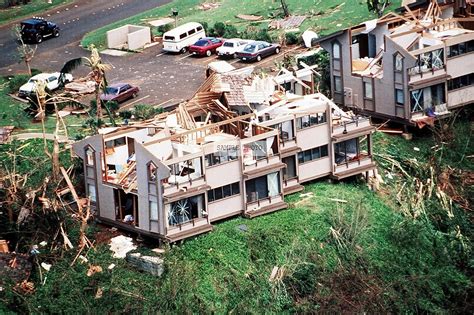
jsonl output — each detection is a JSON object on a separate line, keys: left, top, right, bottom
{"left": 0, "top": 111, "right": 472, "bottom": 312}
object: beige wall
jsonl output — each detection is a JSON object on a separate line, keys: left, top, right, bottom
{"left": 298, "top": 157, "right": 331, "bottom": 182}
{"left": 448, "top": 86, "right": 474, "bottom": 108}
{"left": 106, "top": 24, "right": 151, "bottom": 50}
{"left": 205, "top": 160, "right": 241, "bottom": 188}
{"left": 296, "top": 124, "right": 330, "bottom": 150}
{"left": 447, "top": 53, "right": 474, "bottom": 78}
{"left": 208, "top": 195, "right": 243, "bottom": 221}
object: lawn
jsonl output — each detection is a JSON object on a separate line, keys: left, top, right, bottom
{"left": 0, "top": 0, "right": 71, "bottom": 26}
{"left": 81, "top": 0, "right": 402, "bottom": 50}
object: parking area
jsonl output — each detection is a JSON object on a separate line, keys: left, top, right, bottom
{"left": 3, "top": 39, "right": 303, "bottom": 109}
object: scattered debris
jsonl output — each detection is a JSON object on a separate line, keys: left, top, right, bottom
{"left": 125, "top": 252, "right": 164, "bottom": 276}
{"left": 197, "top": 2, "right": 221, "bottom": 10}
{"left": 107, "top": 263, "right": 116, "bottom": 270}
{"left": 14, "top": 280, "right": 35, "bottom": 295}
{"left": 329, "top": 198, "right": 348, "bottom": 203}
{"left": 78, "top": 255, "right": 88, "bottom": 264}
{"left": 0, "top": 253, "right": 32, "bottom": 286}
{"left": 95, "top": 287, "right": 103, "bottom": 299}
{"left": 151, "top": 248, "right": 166, "bottom": 254}
{"left": 87, "top": 265, "right": 103, "bottom": 277}
{"left": 236, "top": 14, "right": 263, "bottom": 21}
{"left": 64, "top": 81, "right": 95, "bottom": 95}
{"left": 413, "top": 147, "right": 420, "bottom": 151}
{"left": 269, "top": 266, "right": 285, "bottom": 282}
{"left": 236, "top": 224, "right": 248, "bottom": 233}
{"left": 39, "top": 241, "right": 47, "bottom": 247}
{"left": 269, "top": 15, "right": 306, "bottom": 30}
{"left": 41, "top": 262, "right": 52, "bottom": 272}
{"left": 0, "top": 126, "right": 14, "bottom": 144}
{"left": 0, "top": 240, "right": 8, "bottom": 253}
{"left": 109, "top": 235, "right": 137, "bottom": 259}
{"left": 147, "top": 17, "right": 174, "bottom": 27}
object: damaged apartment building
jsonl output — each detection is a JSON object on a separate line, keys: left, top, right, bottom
{"left": 314, "top": 0, "right": 474, "bottom": 127}
{"left": 72, "top": 66, "right": 376, "bottom": 242}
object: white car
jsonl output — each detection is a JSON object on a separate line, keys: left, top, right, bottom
{"left": 18, "top": 72, "right": 73, "bottom": 98}
{"left": 216, "top": 38, "right": 250, "bottom": 58}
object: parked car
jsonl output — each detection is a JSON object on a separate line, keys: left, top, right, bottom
{"left": 18, "top": 72, "right": 73, "bottom": 98}
{"left": 236, "top": 41, "right": 281, "bottom": 62}
{"left": 100, "top": 83, "right": 139, "bottom": 103}
{"left": 162, "top": 22, "right": 205, "bottom": 54}
{"left": 20, "top": 17, "right": 60, "bottom": 43}
{"left": 189, "top": 37, "right": 223, "bottom": 57}
{"left": 216, "top": 38, "right": 250, "bottom": 58}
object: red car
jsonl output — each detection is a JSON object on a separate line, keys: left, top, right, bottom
{"left": 100, "top": 83, "right": 139, "bottom": 103}
{"left": 189, "top": 37, "right": 223, "bottom": 57}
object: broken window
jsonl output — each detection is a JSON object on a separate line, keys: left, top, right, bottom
{"left": 168, "top": 194, "right": 205, "bottom": 226}
{"left": 271, "top": 120, "right": 294, "bottom": 141}
{"left": 410, "top": 83, "right": 446, "bottom": 113}
{"left": 242, "top": 137, "right": 277, "bottom": 165}
{"left": 205, "top": 145, "right": 238, "bottom": 167}
{"left": 167, "top": 157, "right": 203, "bottom": 185}
{"left": 334, "top": 137, "right": 368, "bottom": 165}
{"left": 148, "top": 162, "right": 157, "bottom": 182}
{"left": 410, "top": 49, "right": 444, "bottom": 74}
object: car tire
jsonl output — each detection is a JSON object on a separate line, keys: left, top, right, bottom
{"left": 36, "top": 35, "right": 42, "bottom": 43}
{"left": 275, "top": 47, "right": 280, "bottom": 54}
{"left": 256, "top": 55, "right": 262, "bottom": 62}
{"left": 180, "top": 47, "right": 187, "bottom": 54}
{"left": 206, "top": 50, "right": 212, "bottom": 57}
{"left": 53, "top": 29, "right": 60, "bottom": 37}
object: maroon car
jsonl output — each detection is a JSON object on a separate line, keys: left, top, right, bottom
{"left": 100, "top": 83, "right": 139, "bottom": 103}
{"left": 236, "top": 41, "right": 281, "bottom": 62}
{"left": 189, "top": 37, "right": 223, "bottom": 57}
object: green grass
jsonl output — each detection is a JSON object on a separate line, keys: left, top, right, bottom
{"left": 81, "top": 0, "right": 402, "bottom": 50}
{"left": 7, "top": 179, "right": 467, "bottom": 313}
{"left": 0, "top": 0, "right": 72, "bottom": 26}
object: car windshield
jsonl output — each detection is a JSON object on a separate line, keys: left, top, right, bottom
{"left": 223, "top": 42, "right": 234, "bottom": 47}
{"left": 105, "top": 87, "right": 119, "bottom": 94}
{"left": 194, "top": 40, "right": 209, "bottom": 46}
{"left": 164, "top": 36, "right": 175, "bottom": 41}
{"left": 21, "top": 23, "right": 34, "bottom": 30}
{"left": 243, "top": 44, "right": 256, "bottom": 53}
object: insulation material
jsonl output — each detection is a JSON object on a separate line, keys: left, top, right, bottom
{"left": 109, "top": 235, "right": 137, "bottom": 259}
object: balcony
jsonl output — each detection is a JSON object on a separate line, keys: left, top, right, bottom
{"left": 332, "top": 116, "right": 372, "bottom": 138}
{"left": 332, "top": 155, "right": 375, "bottom": 180}
{"left": 166, "top": 217, "right": 212, "bottom": 242}
{"left": 244, "top": 193, "right": 287, "bottom": 218}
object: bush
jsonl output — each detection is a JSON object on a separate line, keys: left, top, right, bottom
{"left": 213, "top": 22, "right": 226, "bottom": 37}
{"left": 133, "top": 104, "right": 163, "bottom": 120}
{"left": 157, "top": 23, "right": 172, "bottom": 35}
{"left": 120, "top": 110, "right": 133, "bottom": 119}
{"left": 7, "top": 74, "right": 30, "bottom": 94}
{"left": 285, "top": 32, "right": 300, "bottom": 45}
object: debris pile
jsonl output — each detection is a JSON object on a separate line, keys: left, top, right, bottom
{"left": 109, "top": 235, "right": 137, "bottom": 258}
{"left": 269, "top": 15, "right": 306, "bottom": 30}
{"left": 126, "top": 252, "right": 164, "bottom": 276}
{"left": 197, "top": 2, "right": 221, "bottom": 10}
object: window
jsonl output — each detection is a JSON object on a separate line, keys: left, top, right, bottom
{"left": 296, "top": 112, "right": 327, "bottom": 129}
{"left": 85, "top": 147, "right": 94, "bottom": 165}
{"left": 205, "top": 145, "right": 238, "bottom": 167}
{"left": 394, "top": 54, "right": 403, "bottom": 72}
{"left": 282, "top": 156, "right": 297, "bottom": 180}
{"left": 410, "top": 83, "right": 446, "bottom": 113}
{"left": 148, "top": 162, "right": 157, "bottom": 181}
{"left": 167, "top": 157, "right": 203, "bottom": 185}
{"left": 105, "top": 137, "right": 126, "bottom": 149}
{"left": 363, "top": 81, "right": 373, "bottom": 99}
{"left": 196, "top": 26, "right": 203, "bottom": 31}
{"left": 207, "top": 182, "right": 240, "bottom": 203}
{"left": 297, "top": 145, "right": 329, "bottom": 163}
{"left": 164, "top": 35, "right": 175, "bottom": 41}
{"left": 271, "top": 120, "right": 294, "bottom": 141}
{"left": 88, "top": 184, "right": 96, "bottom": 202}
{"left": 334, "top": 76, "right": 342, "bottom": 93}
{"left": 448, "top": 73, "right": 474, "bottom": 91}
{"left": 447, "top": 40, "right": 474, "bottom": 58}
{"left": 395, "top": 88, "right": 404, "bottom": 105}
{"left": 179, "top": 33, "right": 187, "bottom": 39}
{"left": 188, "top": 29, "right": 196, "bottom": 35}
{"left": 168, "top": 194, "right": 205, "bottom": 226}
{"left": 245, "top": 172, "right": 280, "bottom": 203}
{"left": 334, "top": 137, "right": 368, "bottom": 165}
{"left": 332, "top": 42, "right": 341, "bottom": 59}
{"left": 150, "top": 200, "right": 158, "bottom": 221}
{"left": 410, "top": 49, "right": 444, "bottom": 74}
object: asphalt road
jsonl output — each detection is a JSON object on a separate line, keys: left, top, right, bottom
{"left": 0, "top": 0, "right": 171, "bottom": 71}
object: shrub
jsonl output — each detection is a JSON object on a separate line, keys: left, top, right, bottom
{"left": 133, "top": 104, "right": 163, "bottom": 120}
{"left": 213, "top": 22, "right": 226, "bottom": 37}
{"left": 7, "top": 74, "right": 30, "bottom": 94}
{"left": 157, "top": 23, "right": 172, "bottom": 35}
{"left": 223, "top": 24, "right": 239, "bottom": 38}
{"left": 120, "top": 110, "right": 133, "bottom": 119}
{"left": 285, "top": 32, "right": 300, "bottom": 45}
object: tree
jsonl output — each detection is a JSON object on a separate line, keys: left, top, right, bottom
{"left": 367, "top": 0, "right": 390, "bottom": 18}
{"left": 280, "top": 0, "right": 290, "bottom": 17}
{"left": 59, "top": 45, "right": 111, "bottom": 120}
{"left": 13, "top": 26, "right": 36, "bottom": 76}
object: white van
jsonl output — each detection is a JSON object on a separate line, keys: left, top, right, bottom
{"left": 162, "top": 22, "right": 205, "bottom": 53}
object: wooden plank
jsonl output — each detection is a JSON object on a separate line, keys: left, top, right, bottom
{"left": 60, "top": 167, "right": 80, "bottom": 205}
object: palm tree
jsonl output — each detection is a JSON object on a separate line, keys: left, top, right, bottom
{"left": 59, "top": 45, "right": 111, "bottom": 120}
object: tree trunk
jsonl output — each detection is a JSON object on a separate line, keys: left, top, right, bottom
{"left": 51, "top": 103, "right": 61, "bottom": 182}
{"left": 95, "top": 85, "right": 102, "bottom": 120}
{"left": 280, "top": 0, "right": 290, "bottom": 17}
{"left": 25, "top": 59, "right": 31, "bottom": 76}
